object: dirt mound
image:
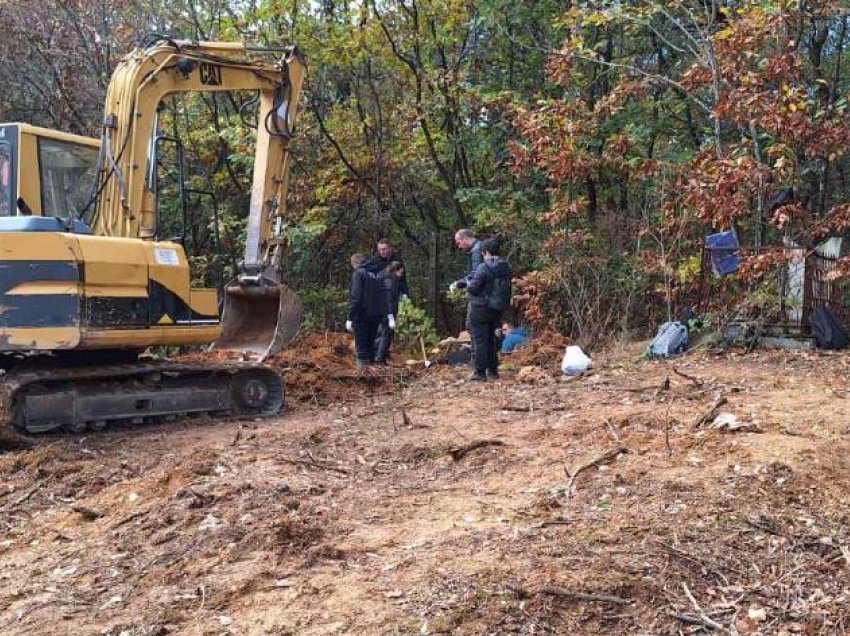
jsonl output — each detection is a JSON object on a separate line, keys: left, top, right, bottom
{"left": 504, "top": 330, "right": 570, "bottom": 369}
{"left": 180, "top": 332, "right": 411, "bottom": 406}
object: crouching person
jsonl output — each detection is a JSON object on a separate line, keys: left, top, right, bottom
{"left": 465, "top": 239, "right": 512, "bottom": 381}
{"left": 346, "top": 253, "right": 392, "bottom": 368}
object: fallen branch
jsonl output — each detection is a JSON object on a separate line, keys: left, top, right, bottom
{"left": 111, "top": 510, "right": 146, "bottom": 530}
{"left": 499, "top": 403, "right": 533, "bottom": 412}
{"left": 567, "top": 447, "right": 628, "bottom": 497}
{"left": 673, "top": 367, "right": 704, "bottom": 387}
{"left": 693, "top": 396, "right": 728, "bottom": 429}
{"left": 531, "top": 518, "right": 574, "bottom": 529}
{"left": 71, "top": 504, "right": 103, "bottom": 521}
{"left": 680, "top": 582, "right": 731, "bottom": 634}
{"left": 539, "top": 586, "right": 632, "bottom": 605}
{"left": 500, "top": 403, "right": 570, "bottom": 413}
{"left": 602, "top": 418, "right": 621, "bottom": 441}
{"left": 449, "top": 424, "right": 470, "bottom": 441}
{"left": 0, "top": 601, "right": 56, "bottom": 630}
{"left": 280, "top": 454, "right": 350, "bottom": 475}
{"left": 448, "top": 440, "right": 505, "bottom": 461}
{"left": 10, "top": 483, "right": 42, "bottom": 507}
{"left": 670, "top": 612, "right": 730, "bottom": 631}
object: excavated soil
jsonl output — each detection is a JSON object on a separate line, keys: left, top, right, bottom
{"left": 1, "top": 342, "right": 849, "bottom": 635}
{"left": 180, "top": 332, "right": 411, "bottom": 405}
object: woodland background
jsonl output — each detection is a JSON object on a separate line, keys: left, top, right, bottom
{"left": 1, "top": 0, "right": 849, "bottom": 346}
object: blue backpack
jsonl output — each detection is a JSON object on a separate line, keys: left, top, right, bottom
{"left": 647, "top": 322, "right": 689, "bottom": 358}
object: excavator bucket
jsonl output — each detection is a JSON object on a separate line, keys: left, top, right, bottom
{"left": 216, "top": 282, "right": 303, "bottom": 361}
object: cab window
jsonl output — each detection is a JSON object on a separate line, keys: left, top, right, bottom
{"left": 38, "top": 138, "right": 99, "bottom": 218}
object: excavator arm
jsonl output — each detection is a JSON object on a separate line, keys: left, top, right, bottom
{"left": 91, "top": 39, "right": 306, "bottom": 358}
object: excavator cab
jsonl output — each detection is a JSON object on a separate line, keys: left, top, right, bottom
{"left": 0, "top": 123, "right": 100, "bottom": 222}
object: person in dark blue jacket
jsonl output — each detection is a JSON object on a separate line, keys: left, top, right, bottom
{"left": 374, "top": 261, "right": 405, "bottom": 364}
{"left": 346, "top": 253, "right": 392, "bottom": 368}
{"left": 363, "top": 238, "right": 410, "bottom": 299}
{"left": 501, "top": 322, "right": 529, "bottom": 353}
{"left": 462, "top": 239, "right": 512, "bottom": 381}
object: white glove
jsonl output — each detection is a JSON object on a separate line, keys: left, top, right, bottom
{"left": 345, "top": 320, "right": 353, "bottom": 333}
{"left": 387, "top": 315, "right": 396, "bottom": 330}
{"left": 449, "top": 282, "right": 458, "bottom": 293}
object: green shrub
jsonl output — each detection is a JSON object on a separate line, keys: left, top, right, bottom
{"left": 395, "top": 297, "right": 438, "bottom": 352}
{"left": 300, "top": 285, "right": 348, "bottom": 331}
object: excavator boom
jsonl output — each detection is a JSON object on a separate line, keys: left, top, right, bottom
{"left": 89, "top": 39, "right": 306, "bottom": 359}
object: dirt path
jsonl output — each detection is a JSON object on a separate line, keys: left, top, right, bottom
{"left": 1, "top": 347, "right": 849, "bottom": 635}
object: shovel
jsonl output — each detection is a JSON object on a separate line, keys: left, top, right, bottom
{"left": 419, "top": 336, "right": 433, "bottom": 369}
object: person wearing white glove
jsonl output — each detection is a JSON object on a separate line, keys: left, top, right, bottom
{"left": 374, "top": 262, "right": 405, "bottom": 364}
{"left": 346, "top": 253, "right": 387, "bottom": 368}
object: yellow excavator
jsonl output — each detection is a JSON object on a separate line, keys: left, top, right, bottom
{"left": 0, "top": 38, "right": 305, "bottom": 434}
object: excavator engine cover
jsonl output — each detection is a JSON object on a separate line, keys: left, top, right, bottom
{"left": 217, "top": 282, "right": 303, "bottom": 361}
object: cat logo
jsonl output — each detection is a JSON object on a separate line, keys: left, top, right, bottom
{"left": 199, "top": 62, "right": 222, "bottom": 86}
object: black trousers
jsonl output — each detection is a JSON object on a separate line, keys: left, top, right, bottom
{"left": 374, "top": 320, "right": 394, "bottom": 362}
{"left": 353, "top": 317, "right": 382, "bottom": 363}
{"left": 469, "top": 306, "right": 501, "bottom": 374}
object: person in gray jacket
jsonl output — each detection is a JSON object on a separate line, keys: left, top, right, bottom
{"left": 451, "top": 229, "right": 482, "bottom": 288}
{"left": 450, "top": 229, "right": 483, "bottom": 351}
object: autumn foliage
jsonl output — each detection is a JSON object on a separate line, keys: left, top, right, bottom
{"left": 0, "top": 1, "right": 848, "bottom": 343}
{"left": 508, "top": 1, "right": 850, "bottom": 343}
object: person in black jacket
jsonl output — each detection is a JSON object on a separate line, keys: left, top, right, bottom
{"left": 346, "top": 253, "right": 392, "bottom": 368}
{"left": 374, "top": 261, "right": 405, "bottom": 364}
{"left": 463, "top": 238, "right": 512, "bottom": 381}
{"left": 363, "top": 238, "right": 410, "bottom": 299}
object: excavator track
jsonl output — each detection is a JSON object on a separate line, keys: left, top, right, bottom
{"left": 0, "top": 359, "right": 284, "bottom": 435}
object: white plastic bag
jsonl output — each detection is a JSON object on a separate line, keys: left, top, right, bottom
{"left": 561, "top": 345, "right": 591, "bottom": 375}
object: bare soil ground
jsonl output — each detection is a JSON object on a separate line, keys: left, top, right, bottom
{"left": 1, "top": 340, "right": 850, "bottom": 635}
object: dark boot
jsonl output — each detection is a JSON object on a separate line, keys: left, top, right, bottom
{"left": 468, "top": 371, "right": 487, "bottom": 382}
{"left": 486, "top": 368, "right": 499, "bottom": 380}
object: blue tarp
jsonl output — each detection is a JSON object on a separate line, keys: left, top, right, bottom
{"left": 706, "top": 231, "right": 740, "bottom": 276}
